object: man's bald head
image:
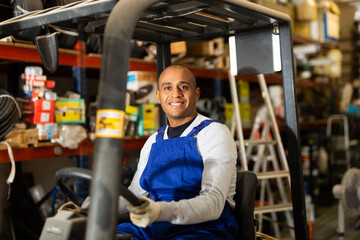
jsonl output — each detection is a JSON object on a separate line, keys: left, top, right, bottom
{"left": 158, "top": 64, "right": 197, "bottom": 88}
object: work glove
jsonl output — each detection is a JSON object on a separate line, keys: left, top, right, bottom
{"left": 127, "top": 197, "right": 161, "bottom": 228}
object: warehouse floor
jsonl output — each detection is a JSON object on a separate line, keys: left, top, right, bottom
{"left": 312, "top": 203, "right": 360, "bottom": 240}
{"left": 273, "top": 203, "right": 360, "bottom": 240}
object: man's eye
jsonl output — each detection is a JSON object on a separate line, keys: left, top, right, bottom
{"left": 164, "top": 86, "right": 171, "bottom": 91}
{"left": 179, "top": 85, "right": 188, "bottom": 90}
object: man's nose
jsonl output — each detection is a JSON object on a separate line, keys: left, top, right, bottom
{"left": 171, "top": 87, "right": 183, "bottom": 97}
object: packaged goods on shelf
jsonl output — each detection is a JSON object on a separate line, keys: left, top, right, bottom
{"left": 321, "top": 11, "right": 340, "bottom": 41}
{"left": 36, "top": 123, "right": 59, "bottom": 141}
{"left": 22, "top": 112, "right": 54, "bottom": 124}
{"left": 125, "top": 105, "right": 139, "bottom": 137}
{"left": 21, "top": 98, "right": 55, "bottom": 114}
{"left": 237, "top": 80, "right": 250, "bottom": 104}
{"left": 170, "top": 41, "right": 187, "bottom": 55}
{"left": 127, "top": 71, "right": 158, "bottom": 104}
{"left": 224, "top": 103, "right": 252, "bottom": 128}
{"left": 177, "top": 56, "right": 229, "bottom": 70}
{"left": 55, "top": 99, "right": 86, "bottom": 124}
{"left": 186, "top": 37, "right": 224, "bottom": 57}
{"left": 138, "top": 104, "right": 157, "bottom": 137}
{"left": 316, "top": 1, "right": 340, "bottom": 42}
{"left": 294, "top": 20, "right": 319, "bottom": 40}
{"left": 19, "top": 98, "right": 56, "bottom": 124}
{"left": 2, "top": 128, "right": 38, "bottom": 149}
{"left": 295, "top": 1, "right": 318, "bottom": 21}
{"left": 20, "top": 66, "right": 56, "bottom": 99}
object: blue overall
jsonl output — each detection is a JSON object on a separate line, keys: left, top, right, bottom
{"left": 117, "top": 120, "right": 238, "bottom": 240}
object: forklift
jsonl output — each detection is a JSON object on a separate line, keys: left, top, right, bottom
{"left": 0, "top": 0, "right": 310, "bottom": 239}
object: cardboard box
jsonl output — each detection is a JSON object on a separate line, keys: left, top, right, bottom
{"left": 295, "top": 2, "right": 318, "bottom": 21}
{"left": 186, "top": 38, "right": 224, "bottom": 57}
{"left": 127, "top": 71, "right": 158, "bottom": 104}
{"left": 138, "top": 104, "right": 157, "bottom": 136}
{"left": 125, "top": 105, "right": 139, "bottom": 137}
{"left": 36, "top": 123, "right": 59, "bottom": 141}
{"left": 238, "top": 80, "right": 250, "bottom": 103}
{"left": 4, "top": 128, "right": 38, "bottom": 148}
{"left": 323, "top": 11, "right": 339, "bottom": 41}
{"left": 294, "top": 20, "right": 318, "bottom": 40}
{"left": 262, "top": 0, "right": 295, "bottom": 28}
{"left": 55, "top": 99, "right": 86, "bottom": 123}
{"left": 23, "top": 112, "right": 54, "bottom": 124}
{"left": 170, "top": 41, "right": 187, "bottom": 55}
{"left": 21, "top": 99, "right": 55, "bottom": 114}
{"left": 224, "top": 103, "right": 251, "bottom": 128}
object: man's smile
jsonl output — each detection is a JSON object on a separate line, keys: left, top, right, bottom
{"left": 170, "top": 102, "right": 184, "bottom": 106}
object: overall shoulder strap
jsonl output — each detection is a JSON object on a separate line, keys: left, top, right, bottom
{"left": 156, "top": 125, "right": 167, "bottom": 141}
{"left": 187, "top": 119, "right": 219, "bottom": 137}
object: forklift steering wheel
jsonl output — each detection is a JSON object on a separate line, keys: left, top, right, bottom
{"left": 55, "top": 167, "right": 142, "bottom": 207}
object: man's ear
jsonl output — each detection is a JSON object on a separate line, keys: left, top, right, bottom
{"left": 195, "top": 87, "right": 200, "bottom": 101}
{"left": 156, "top": 89, "right": 160, "bottom": 103}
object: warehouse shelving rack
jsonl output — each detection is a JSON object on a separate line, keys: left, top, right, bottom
{"left": 0, "top": 0, "right": 309, "bottom": 239}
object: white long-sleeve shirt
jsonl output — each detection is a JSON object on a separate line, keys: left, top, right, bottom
{"left": 120, "top": 114, "right": 237, "bottom": 225}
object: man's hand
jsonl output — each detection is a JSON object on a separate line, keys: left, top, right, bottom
{"left": 127, "top": 197, "right": 161, "bottom": 228}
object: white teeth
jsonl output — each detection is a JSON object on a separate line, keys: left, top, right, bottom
{"left": 170, "top": 102, "right": 181, "bottom": 106}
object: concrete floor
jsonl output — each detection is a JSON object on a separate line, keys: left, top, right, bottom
{"left": 258, "top": 203, "right": 360, "bottom": 240}
{"left": 312, "top": 203, "right": 360, "bottom": 240}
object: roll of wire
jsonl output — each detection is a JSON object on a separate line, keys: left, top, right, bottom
{"left": 0, "top": 89, "right": 21, "bottom": 141}
{"left": 12, "top": 0, "right": 44, "bottom": 41}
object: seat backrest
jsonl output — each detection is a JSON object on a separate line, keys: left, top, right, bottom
{"left": 233, "top": 170, "right": 258, "bottom": 240}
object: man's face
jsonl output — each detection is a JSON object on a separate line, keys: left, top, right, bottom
{"left": 156, "top": 66, "right": 200, "bottom": 127}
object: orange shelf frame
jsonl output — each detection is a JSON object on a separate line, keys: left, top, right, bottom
{"left": 0, "top": 138, "right": 147, "bottom": 164}
{"left": 0, "top": 41, "right": 266, "bottom": 81}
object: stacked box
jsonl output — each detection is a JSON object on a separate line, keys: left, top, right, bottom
{"left": 4, "top": 128, "right": 38, "bottom": 148}
{"left": 170, "top": 41, "right": 187, "bottom": 55}
{"left": 224, "top": 103, "right": 251, "bottom": 128}
{"left": 294, "top": 1, "right": 319, "bottom": 40}
{"left": 138, "top": 104, "right": 157, "bottom": 137}
{"left": 127, "top": 71, "right": 158, "bottom": 104}
{"left": 21, "top": 98, "right": 56, "bottom": 124}
{"left": 36, "top": 123, "right": 59, "bottom": 141}
{"left": 125, "top": 105, "right": 139, "bottom": 137}
{"left": 55, "top": 99, "right": 86, "bottom": 124}
{"left": 186, "top": 38, "right": 224, "bottom": 57}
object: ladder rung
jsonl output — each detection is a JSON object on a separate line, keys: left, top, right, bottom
{"left": 248, "top": 156, "right": 273, "bottom": 161}
{"left": 254, "top": 203, "right": 293, "bottom": 214}
{"left": 256, "top": 170, "right": 290, "bottom": 179}
{"left": 243, "top": 139, "right": 277, "bottom": 146}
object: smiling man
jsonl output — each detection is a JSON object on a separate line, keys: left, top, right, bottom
{"left": 156, "top": 64, "right": 199, "bottom": 127}
{"left": 117, "top": 64, "right": 238, "bottom": 239}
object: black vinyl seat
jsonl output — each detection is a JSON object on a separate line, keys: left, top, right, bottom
{"left": 234, "top": 170, "right": 258, "bottom": 240}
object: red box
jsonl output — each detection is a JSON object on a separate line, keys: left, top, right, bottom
{"left": 21, "top": 99, "right": 55, "bottom": 114}
{"left": 22, "top": 111, "right": 54, "bottom": 124}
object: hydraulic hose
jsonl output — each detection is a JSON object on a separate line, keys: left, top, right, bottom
{"left": 85, "top": 1, "right": 160, "bottom": 239}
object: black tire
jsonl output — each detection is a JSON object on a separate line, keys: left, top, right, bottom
{"left": 12, "top": 0, "right": 43, "bottom": 41}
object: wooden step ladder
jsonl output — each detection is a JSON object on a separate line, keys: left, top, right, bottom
{"left": 229, "top": 72, "right": 294, "bottom": 238}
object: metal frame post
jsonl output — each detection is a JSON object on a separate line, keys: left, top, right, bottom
{"left": 279, "top": 22, "right": 309, "bottom": 240}
{"left": 156, "top": 42, "right": 171, "bottom": 127}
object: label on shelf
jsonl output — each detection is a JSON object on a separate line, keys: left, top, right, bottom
{"left": 95, "top": 109, "right": 125, "bottom": 139}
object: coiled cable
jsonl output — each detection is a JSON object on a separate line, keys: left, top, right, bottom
{"left": 0, "top": 89, "right": 21, "bottom": 141}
